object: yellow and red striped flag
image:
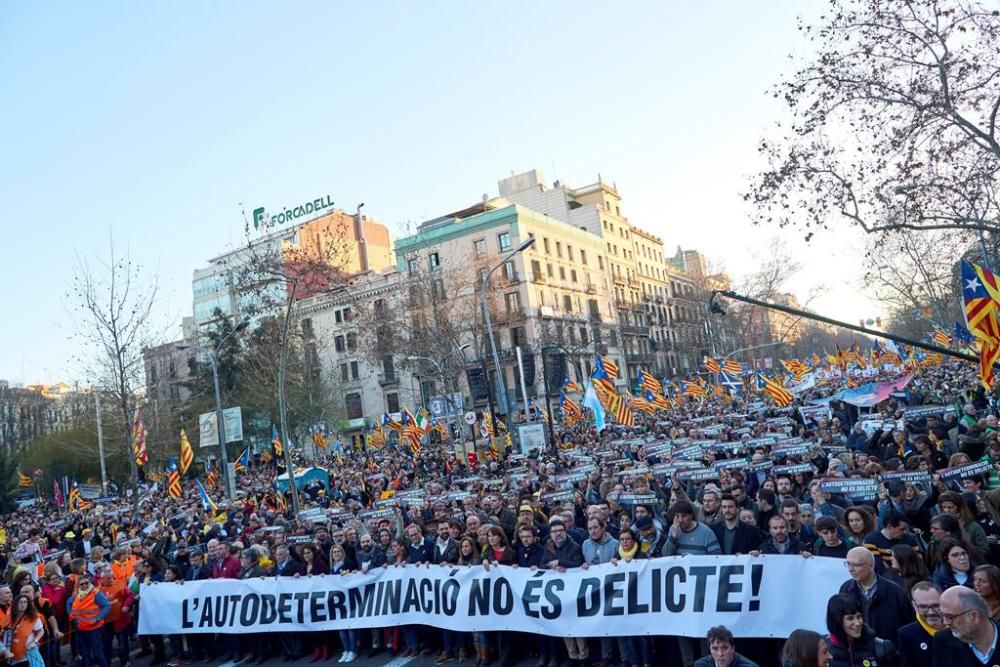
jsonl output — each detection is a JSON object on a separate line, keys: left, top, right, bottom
{"left": 179, "top": 429, "right": 194, "bottom": 475}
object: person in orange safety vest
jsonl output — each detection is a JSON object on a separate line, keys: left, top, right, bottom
{"left": 67, "top": 575, "right": 110, "bottom": 667}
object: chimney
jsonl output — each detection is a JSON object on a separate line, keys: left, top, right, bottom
{"left": 355, "top": 204, "right": 368, "bottom": 272}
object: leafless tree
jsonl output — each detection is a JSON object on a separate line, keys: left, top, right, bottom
{"left": 68, "top": 239, "right": 160, "bottom": 510}
{"left": 748, "top": 0, "right": 1000, "bottom": 237}
{"left": 724, "top": 239, "right": 826, "bottom": 359}
{"left": 863, "top": 229, "right": 968, "bottom": 329}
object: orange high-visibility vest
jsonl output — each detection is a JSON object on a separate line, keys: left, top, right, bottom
{"left": 99, "top": 579, "right": 125, "bottom": 623}
{"left": 69, "top": 590, "right": 103, "bottom": 632}
{"left": 110, "top": 556, "right": 134, "bottom": 582}
{"left": 9, "top": 615, "right": 40, "bottom": 662}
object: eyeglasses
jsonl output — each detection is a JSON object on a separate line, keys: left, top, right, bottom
{"left": 843, "top": 561, "right": 869, "bottom": 570}
{"left": 941, "top": 609, "right": 975, "bottom": 623}
{"left": 915, "top": 604, "right": 941, "bottom": 614}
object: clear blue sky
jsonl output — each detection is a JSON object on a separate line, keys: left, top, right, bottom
{"left": 0, "top": 1, "right": 872, "bottom": 385}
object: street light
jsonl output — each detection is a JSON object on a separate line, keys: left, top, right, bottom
{"left": 480, "top": 237, "right": 535, "bottom": 425}
{"left": 407, "top": 343, "right": 472, "bottom": 440}
{"left": 176, "top": 318, "right": 249, "bottom": 499}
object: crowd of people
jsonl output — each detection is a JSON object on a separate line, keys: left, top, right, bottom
{"left": 3, "top": 360, "right": 1000, "bottom": 667}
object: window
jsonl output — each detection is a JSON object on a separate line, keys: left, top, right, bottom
{"left": 505, "top": 291, "right": 521, "bottom": 313}
{"left": 556, "top": 242, "right": 563, "bottom": 258}
{"left": 503, "top": 260, "right": 517, "bottom": 282}
{"left": 334, "top": 335, "right": 346, "bottom": 352}
{"left": 543, "top": 238, "right": 551, "bottom": 254}
{"left": 474, "top": 239, "right": 486, "bottom": 256}
{"left": 343, "top": 307, "right": 351, "bottom": 321}
{"left": 616, "top": 205, "right": 620, "bottom": 216}
{"left": 345, "top": 393, "right": 363, "bottom": 419}
{"left": 347, "top": 333, "right": 357, "bottom": 351}
{"left": 335, "top": 310, "right": 342, "bottom": 324}
{"left": 350, "top": 361, "right": 359, "bottom": 380}
{"left": 148, "top": 365, "right": 157, "bottom": 383}
{"left": 302, "top": 318, "right": 314, "bottom": 339}
{"left": 559, "top": 266, "right": 566, "bottom": 280}
{"left": 567, "top": 245, "right": 574, "bottom": 261}
{"left": 407, "top": 258, "right": 419, "bottom": 275}
{"left": 580, "top": 327, "right": 589, "bottom": 345}
{"left": 563, "top": 295, "right": 573, "bottom": 312}
{"left": 386, "top": 392, "right": 400, "bottom": 414}
{"left": 511, "top": 326, "right": 527, "bottom": 348}
{"left": 571, "top": 269, "right": 578, "bottom": 283}
{"left": 169, "top": 385, "right": 180, "bottom": 401}
{"left": 598, "top": 256, "right": 605, "bottom": 270}
{"left": 382, "top": 355, "right": 395, "bottom": 381}
{"left": 581, "top": 249, "right": 587, "bottom": 265}
{"left": 531, "top": 260, "right": 542, "bottom": 281}
{"left": 374, "top": 299, "right": 386, "bottom": 317}
{"left": 429, "top": 253, "right": 441, "bottom": 270}
{"left": 431, "top": 277, "right": 446, "bottom": 300}
{"left": 546, "top": 263, "right": 553, "bottom": 277}
{"left": 498, "top": 232, "right": 511, "bottom": 251}
{"left": 340, "top": 363, "right": 349, "bottom": 382}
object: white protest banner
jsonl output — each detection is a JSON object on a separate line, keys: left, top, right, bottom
{"left": 139, "top": 555, "right": 848, "bottom": 638}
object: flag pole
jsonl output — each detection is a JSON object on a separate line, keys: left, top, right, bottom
{"left": 710, "top": 291, "right": 978, "bottom": 364}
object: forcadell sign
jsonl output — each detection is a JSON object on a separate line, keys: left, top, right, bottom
{"left": 252, "top": 195, "right": 335, "bottom": 229}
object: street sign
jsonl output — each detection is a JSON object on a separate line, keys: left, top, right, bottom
{"left": 199, "top": 407, "right": 244, "bottom": 447}
{"left": 464, "top": 411, "right": 477, "bottom": 425}
{"left": 517, "top": 423, "right": 546, "bottom": 454}
{"left": 429, "top": 393, "right": 463, "bottom": 419}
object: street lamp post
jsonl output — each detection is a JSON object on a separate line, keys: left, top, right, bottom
{"left": 177, "top": 319, "right": 248, "bottom": 499}
{"left": 407, "top": 355, "right": 453, "bottom": 443}
{"left": 407, "top": 343, "right": 471, "bottom": 444}
{"left": 480, "top": 237, "right": 536, "bottom": 423}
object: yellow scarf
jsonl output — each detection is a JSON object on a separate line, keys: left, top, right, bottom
{"left": 917, "top": 614, "right": 939, "bottom": 637}
{"left": 618, "top": 542, "right": 639, "bottom": 561}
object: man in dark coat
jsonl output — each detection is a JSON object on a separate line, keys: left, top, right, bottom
{"left": 896, "top": 581, "right": 943, "bottom": 667}
{"left": 838, "top": 546, "right": 914, "bottom": 642}
{"left": 430, "top": 520, "right": 460, "bottom": 565}
{"left": 711, "top": 494, "right": 761, "bottom": 555}
{"left": 544, "top": 519, "right": 584, "bottom": 571}
{"left": 933, "top": 586, "right": 1000, "bottom": 665}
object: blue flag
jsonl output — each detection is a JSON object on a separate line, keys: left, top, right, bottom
{"left": 583, "top": 380, "right": 607, "bottom": 431}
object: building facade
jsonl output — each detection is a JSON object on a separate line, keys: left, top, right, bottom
{"left": 192, "top": 208, "right": 394, "bottom": 328}
{"left": 498, "top": 169, "right": 712, "bottom": 378}
{"left": 393, "top": 198, "right": 623, "bottom": 416}
{"left": 0, "top": 382, "right": 92, "bottom": 452}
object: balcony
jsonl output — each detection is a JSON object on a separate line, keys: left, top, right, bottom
{"left": 585, "top": 283, "right": 597, "bottom": 295}
{"left": 588, "top": 311, "right": 603, "bottom": 323}
{"left": 531, "top": 274, "right": 546, "bottom": 284}
{"left": 621, "top": 324, "right": 648, "bottom": 336}
{"left": 627, "top": 277, "right": 640, "bottom": 287}
{"left": 499, "top": 273, "right": 522, "bottom": 287}
{"left": 378, "top": 372, "right": 399, "bottom": 387}
{"left": 493, "top": 307, "right": 527, "bottom": 325}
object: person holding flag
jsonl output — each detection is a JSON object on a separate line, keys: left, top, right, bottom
{"left": 235, "top": 446, "right": 251, "bottom": 473}
{"left": 271, "top": 425, "right": 283, "bottom": 458}
{"left": 166, "top": 458, "right": 182, "bottom": 500}
{"left": 178, "top": 430, "right": 194, "bottom": 476}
